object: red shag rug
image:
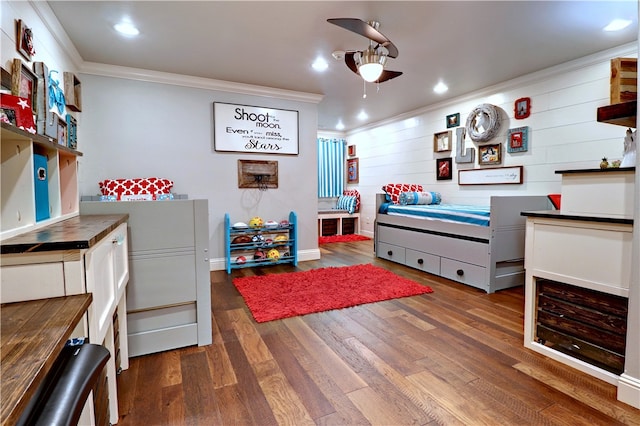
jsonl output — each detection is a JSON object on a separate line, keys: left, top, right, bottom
{"left": 319, "top": 234, "right": 371, "bottom": 244}
{"left": 233, "top": 263, "right": 433, "bottom": 323}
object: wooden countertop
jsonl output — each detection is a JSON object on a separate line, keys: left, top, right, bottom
{"left": 0, "top": 214, "right": 128, "bottom": 254}
{"left": 0, "top": 294, "right": 92, "bottom": 426}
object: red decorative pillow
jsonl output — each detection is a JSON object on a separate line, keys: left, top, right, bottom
{"left": 99, "top": 178, "right": 174, "bottom": 200}
{"left": 343, "top": 189, "right": 361, "bottom": 212}
{"left": 382, "top": 184, "right": 424, "bottom": 204}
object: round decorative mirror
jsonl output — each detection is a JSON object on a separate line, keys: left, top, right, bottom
{"left": 465, "top": 104, "right": 501, "bottom": 142}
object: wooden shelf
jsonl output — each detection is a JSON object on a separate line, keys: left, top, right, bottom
{"left": 1, "top": 122, "right": 83, "bottom": 156}
{"left": 596, "top": 101, "right": 637, "bottom": 128}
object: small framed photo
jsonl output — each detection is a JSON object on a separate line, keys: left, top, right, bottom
{"left": 478, "top": 143, "right": 502, "bottom": 165}
{"left": 11, "top": 58, "right": 37, "bottom": 114}
{"left": 347, "top": 157, "right": 359, "bottom": 184}
{"left": 16, "top": 19, "right": 36, "bottom": 61}
{"left": 446, "top": 112, "right": 460, "bottom": 128}
{"left": 347, "top": 144, "right": 356, "bottom": 157}
{"left": 507, "top": 126, "right": 529, "bottom": 153}
{"left": 1, "top": 107, "right": 17, "bottom": 126}
{"left": 66, "top": 114, "right": 78, "bottom": 150}
{"left": 436, "top": 157, "right": 453, "bottom": 180}
{"left": 433, "top": 130, "right": 452, "bottom": 152}
{"left": 514, "top": 97, "right": 531, "bottom": 119}
{"left": 57, "top": 117, "right": 67, "bottom": 146}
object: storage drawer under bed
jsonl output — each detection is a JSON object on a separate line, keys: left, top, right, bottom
{"left": 377, "top": 223, "right": 489, "bottom": 266}
{"left": 441, "top": 258, "right": 487, "bottom": 289}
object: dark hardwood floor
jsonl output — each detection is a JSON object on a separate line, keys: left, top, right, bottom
{"left": 116, "top": 240, "right": 640, "bottom": 425}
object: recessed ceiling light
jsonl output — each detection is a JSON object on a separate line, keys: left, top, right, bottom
{"left": 358, "top": 111, "right": 368, "bottom": 120}
{"left": 312, "top": 57, "right": 328, "bottom": 72}
{"left": 604, "top": 19, "right": 632, "bottom": 32}
{"left": 336, "top": 121, "right": 345, "bottom": 130}
{"left": 114, "top": 21, "right": 139, "bottom": 36}
{"left": 433, "top": 81, "right": 448, "bottom": 94}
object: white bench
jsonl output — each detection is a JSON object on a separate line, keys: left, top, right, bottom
{"left": 317, "top": 210, "right": 360, "bottom": 236}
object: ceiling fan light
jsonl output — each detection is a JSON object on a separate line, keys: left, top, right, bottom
{"left": 359, "top": 63, "right": 383, "bottom": 82}
{"left": 357, "top": 48, "right": 387, "bottom": 82}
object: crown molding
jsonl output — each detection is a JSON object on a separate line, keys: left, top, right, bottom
{"left": 348, "top": 42, "right": 638, "bottom": 135}
{"left": 80, "top": 62, "right": 324, "bottom": 104}
{"left": 30, "top": 1, "right": 84, "bottom": 69}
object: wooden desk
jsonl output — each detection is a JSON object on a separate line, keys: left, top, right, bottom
{"left": 0, "top": 294, "right": 92, "bottom": 426}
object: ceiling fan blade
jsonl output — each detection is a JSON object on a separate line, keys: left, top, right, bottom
{"left": 344, "top": 51, "right": 360, "bottom": 74}
{"left": 327, "top": 18, "right": 399, "bottom": 58}
{"left": 375, "top": 70, "right": 403, "bottom": 83}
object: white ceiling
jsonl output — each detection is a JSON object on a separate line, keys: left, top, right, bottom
{"left": 47, "top": 1, "right": 638, "bottom": 132}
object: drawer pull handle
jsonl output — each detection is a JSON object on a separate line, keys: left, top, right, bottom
{"left": 572, "top": 344, "right": 580, "bottom": 350}
{"left": 417, "top": 258, "right": 424, "bottom": 265}
{"left": 456, "top": 269, "right": 464, "bottom": 276}
{"left": 387, "top": 250, "right": 393, "bottom": 256}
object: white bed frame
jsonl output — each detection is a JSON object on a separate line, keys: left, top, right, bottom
{"left": 375, "top": 194, "right": 550, "bottom": 293}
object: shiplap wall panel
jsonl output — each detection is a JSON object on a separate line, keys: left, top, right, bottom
{"left": 349, "top": 45, "right": 637, "bottom": 235}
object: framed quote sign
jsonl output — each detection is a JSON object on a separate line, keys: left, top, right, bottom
{"left": 213, "top": 102, "right": 299, "bottom": 155}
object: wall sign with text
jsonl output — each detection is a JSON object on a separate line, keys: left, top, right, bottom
{"left": 213, "top": 102, "right": 299, "bottom": 155}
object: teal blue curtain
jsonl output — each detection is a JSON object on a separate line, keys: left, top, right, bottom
{"left": 317, "top": 138, "right": 346, "bottom": 197}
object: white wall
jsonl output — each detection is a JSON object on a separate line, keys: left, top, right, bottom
{"left": 78, "top": 73, "right": 321, "bottom": 266}
{"left": 346, "top": 43, "right": 637, "bottom": 236}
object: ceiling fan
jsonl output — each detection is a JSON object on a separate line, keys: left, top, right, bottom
{"left": 327, "top": 18, "right": 402, "bottom": 84}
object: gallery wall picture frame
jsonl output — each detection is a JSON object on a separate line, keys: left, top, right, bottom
{"left": 57, "top": 117, "right": 67, "bottom": 146}
{"left": 348, "top": 144, "right": 356, "bottom": 157}
{"left": 66, "top": 114, "right": 77, "bottom": 150}
{"left": 11, "top": 58, "right": 37, "bottom": 114}
{"left": 433, "top": 130, "right": 452, "bottom": 152}
{"left": 458, "top": 165, "right": 523, "bottom": 185}
{"left": 436, "top": 157, "right": 453, "bottom": 180}
{"left": 514, "top": 97, "right": 531, "bottom": 119}
{"left": 478, "top": 143, "right": 502, "bottom": 165}
{"left": 446, "top": 112, "right": 460, "bottom": 128}
{"left": 507, "top": 126, "right": 529, "bottom": 153}
{"left": 1, "top": 67, "right": 11, "bottom": 91}
{"left": 16, "top": 19, "right": 36, "bottom": 61}
{"left": 347, "top": 157, "right": 359, "bottom": 184}
{"left": 1, "top": 107, "right": 17, "bottom": 126}
{"left": 63, "top": 72, "right": 82, "bottom": 112}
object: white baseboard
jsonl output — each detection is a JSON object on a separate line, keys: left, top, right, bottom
{"left": 618, "top": 373, "right": 640, "bottom": 409}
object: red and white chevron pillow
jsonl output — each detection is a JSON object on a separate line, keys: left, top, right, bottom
{"left": 99, "top": 177, "right": 174, "bottom": 200}
{"left": 382, "top": 183, "right": 424, "bottom": 204}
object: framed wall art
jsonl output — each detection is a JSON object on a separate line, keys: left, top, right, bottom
{"left": 66, "top": 114, "right": 77, "bottom": 149}
{"left": 458, "top": 165, "right": 523, "bottom": 185}
{"left": 348, "top": 144, "right": 356, "bottom": 157}
{"left": 433, "top": 130, "right": 452, "bottom": 152}
{"left": 478, "top": 143, "right": 502, "bottom": 165}
{"left": 213, "top": 102, "right": 299, "bottom": 155}
{"left": 64, "top": 72, "right": 82, "bottom": 112}
{"left": 436, "top": 157, "right": 453, "bottom": 180}
{"left": 507, "top": 126, "right": 529, "bottom": 153}
{"left": 1, "top": 107, "right": 17, "bottom": 126}
{"left": 11, "top": 58, "right": 37, "bottom": 114}
{"left": 514, "top": 97, "right": 531, "bottom": 119}
{"left": 16, "top": 19, "right": 36, "bottom": 61}
{"left": 347, "top": 157, "right": 359, "bottom": 184}
{"left": 446, "top": 112, "right": 460, "bottom": 128}
{"left": 57, "top": 117, "right": 67, "bottom": 146}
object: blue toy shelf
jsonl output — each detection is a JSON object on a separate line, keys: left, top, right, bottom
{"left": 225, "top": 211, "right": 297, "bottom": 273}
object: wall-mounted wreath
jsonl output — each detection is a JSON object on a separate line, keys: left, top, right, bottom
{"left": 465, "top": 103, "right": 501, "bottom": 142}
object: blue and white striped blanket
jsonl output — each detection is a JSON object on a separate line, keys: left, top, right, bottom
{"left": 380, "top": 203, "right": 491, "bottom": 227}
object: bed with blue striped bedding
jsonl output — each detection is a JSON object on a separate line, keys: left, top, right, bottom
{"left": 379, "top": 203, "right": 491, "bottom": 227}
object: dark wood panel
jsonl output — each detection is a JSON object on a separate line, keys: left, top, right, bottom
{"left": 538, "top": 294, "right": 627, "bottom": 335}
{"left": 537, "top": 324, "right": 624, "bottom": 374}
{"left": 116, "top": 240, "right": 640, "bottom": 425}
{"left": 538, "top": 279, "right": 629, "bottom": 317}
{"left": 537, "top": 310, "right": 626, "bottom": 354}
